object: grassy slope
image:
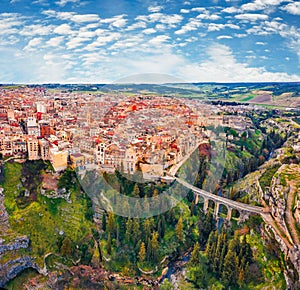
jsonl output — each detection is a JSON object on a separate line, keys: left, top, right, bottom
{"left": 1, "top": 162, "right": 95, "bottom": 267}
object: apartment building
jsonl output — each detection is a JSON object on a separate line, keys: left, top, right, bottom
{"left": 27, "top": 137, "right": 39, "bottom": 160}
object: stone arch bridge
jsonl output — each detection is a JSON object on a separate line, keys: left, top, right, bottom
{"left": 175, "top": 177, "right": 269, "bottom": 223}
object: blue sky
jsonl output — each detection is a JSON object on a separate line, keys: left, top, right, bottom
{"left": 0, "top": 0, "right": 300, "bottom": 83}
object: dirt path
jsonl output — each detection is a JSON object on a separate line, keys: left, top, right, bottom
{"left": 284, "top": 165, "right": 300, "bottom": 245}
{"left": 262, "top": 212, "right": 293, "bottom": 250}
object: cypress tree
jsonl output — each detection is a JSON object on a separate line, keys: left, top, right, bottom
{"left": 107, "top": 212, "right": 115, "bottom": 236}
{"left": 176, "top": 216, "right": 184, "bottom": 243}
{"left": 151, "top": 232, "right": 159, "bottom": 262}
{"left": 133, "top": 183, "right": 140, "bottom": 197}
{"left": 107, "top": 233, "right": 112, "bottom": 255}
{"left": 125, "top": 218, "right": 133, "bottom": 242}
{"left": 139, "top": 242, "right": 146, "bottom": 262}
{"left": 222, "top": 249, "right": 239, "bottom": 286}
{"left": 132, "top": 219, "right": 141, "bottom": 245}
{"left": 190, "top": 242, "right": 200, "bottom": 266}
{"left": 61, "top": 236, "right": 72, "bottom": 257}
{"left": 143, "top": 219, "right": 152, "bottom": 241}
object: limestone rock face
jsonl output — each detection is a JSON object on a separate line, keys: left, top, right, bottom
{"left": 0, "top": 236, "right": 30, "bottom": 255}
{"left": 0, "top": 256, "right": 40, "bottom": 287}
{"left": 295, "top": 201, "right": 300, "bottom": 225}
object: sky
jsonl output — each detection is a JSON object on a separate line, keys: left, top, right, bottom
{"left": 0, "top": 0, "right": 300, "bottom": 83}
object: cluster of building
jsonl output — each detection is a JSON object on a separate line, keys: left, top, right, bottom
{"left": 0, "top": 86, "right": 254, "bottom": 176}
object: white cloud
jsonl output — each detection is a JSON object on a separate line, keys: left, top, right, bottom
{"left": 241, "top": 0, "right": 287, "bottom": 12}
{"left": 256, "top": 41, "right": 266, "bottom": 45}
{"left": 148, "top": 6, "right": 163, "bottom": 13}
{"left": 223, "top": 0, "right": 287, "bottom": 14}
{"left": 235, "top": 13, "right": 269, "bottom": 21}
{"left": 180, "top": 9, "right": 190, "bottom": 13}
{"left": 148, "top": 35, "right": 170, "bottom": 46}
{"left": 281, "top": 2, "right": 300, "bottom": 15}
{"left": 196, "top": 12, "right": 221, "bottom": 20}
{"left": 100, "top": 15, "right": 127, "bottom": 29}
{"left": 207, "top": 23, "right": 240, "bottom": 32}
{"left": 70, "top": 14, "right": 100, "bottom": 23}
{"left": 85, "top": 33, "right": 121, "bottom": 51}
{"left": 0, "top": 13, "right": 25, "bottom": 35}
{"left": 126, "top": 21, "right": 146, "bottom": 31}
{"left": 175, "top": 19, "right": 202, "bottom": 35}
{"left": 226, "top": 23, "right": 240, "bottom": 29}
{"left": 46, "top": 36, "right": 64, "bottom": 47}
{"left": 142, "top": 28, "right": 157, "bottom": 34}
{"left": 136, "top": 13, "right": 183, "bottom": 28}
{"left": 155, "top": 24, "right": 166, "bottom": 31}
{"left": 191, "top": 7, "right": 207, "bottom": 12}
{"left": 110, "top": 18, "right": 127, "bottom": 28}
{"left": 222, "top": 7, "right": 240, "bottom": 13}
{"left": 207, "top": 23, "right": 226, "bottom": 32}
{"left": 19, "top": 24, "right": 54, "bottom": 36}
{"left": 42, "top": 10, "right": 100, "bottom": 23}
{"left": 55, "top": 0, "right": 80, "bottom": 7}
{"left": 53, "top": 23, "right": 73, "bottom": 35}
{"left": 247, "top": 20, "right": 288, "bottom": 35}
{"left": 108, "top": 36, "right": 142, "bottom": 51}
{"left": 66, "top": 36, "right": 90, "bottom": 49}
{"left": 217, "top": 35, "right": 233, "bottom": 39}
{"left": 179, "top": 44, "right": 300, "bottom": 82}
{"left": 23, "top": 37, "right": 42, "bottom": 51}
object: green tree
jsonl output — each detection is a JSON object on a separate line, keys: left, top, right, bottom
{"left": 222, "top": 249, "right": 239, "bottom": 286}
{"left": 133, "top": 183, "right": 140, "bottom": 197}
{"left": 146, "top": 237, "right": 152, "bottom": 261}
{"left": 158, "top": 216, "right": 165, "bottom": 239}
{"left": 125, "top": 218, "right": 133, "bottom": 242}
{"left": 107, "top": 232, "right": 112, "bottom": 255}
{"left": 151, "top": 232, "right": 159, "bottom": 262}
{"left": 160, "top": 279, "right": 173, "bottom": 290}
{"left": 176, "top": 216, "right": 184, "bottom": 243}
{"left": 190, "top": 242, "right": 200, "bottom": 266}
{"left": 213, "top": 229, "right": 227, "bottom": 275}
{"left": 240, "top": 235, "right": 252, "bottom": 264}
{"left": 132, "top": 219, "right": 141, "bottom": 245}
{"left": 139, "top": 242, "right": 146, "bottom": 262}
{"left": 205, "top": 230, "right": 217, "bottom": 263}
{"left": 134, "top": 199, "right": 142, "bottom": 217}
{"left": 107, "top": 212, "right": 115, "bottom": 235}
{"left": 153, "top": 189, "right": 159, "bottom": 197}
{"left": 61, "top": 236, "right": 72, "bottom": 257}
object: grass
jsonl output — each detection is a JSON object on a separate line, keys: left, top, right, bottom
{"left": 1, "top": 162, "right": 96, "bottom": 267}
{"left": 259, "top": 164, "right": 281, "bottom": 192}
{"left": 240, "top": 94, "right": 256, "bottom": 102}
{"left": 246, "top": 232, "right": 286, "bottom": 289}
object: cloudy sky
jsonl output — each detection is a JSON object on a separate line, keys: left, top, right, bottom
{"left": 0, "top": 0, "right": 300, "bottom": 83}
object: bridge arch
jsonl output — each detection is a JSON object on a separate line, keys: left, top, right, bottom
{"left": 218, "top": 203, "right": 228, "bottom": 219}
{"left": 231, "top": 208, "right": 241, "bottom": 220}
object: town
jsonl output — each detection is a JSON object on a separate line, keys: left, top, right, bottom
{"left": 0, "top": 86, "right": 253, "bottom": 178}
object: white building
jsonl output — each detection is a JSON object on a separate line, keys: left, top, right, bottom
{"left": 26, "top": 117, "right": 40, "bottom": 137}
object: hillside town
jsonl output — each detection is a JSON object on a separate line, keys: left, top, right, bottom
{"left": 0, "top": 87, "right": 254, "bottom": 177}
